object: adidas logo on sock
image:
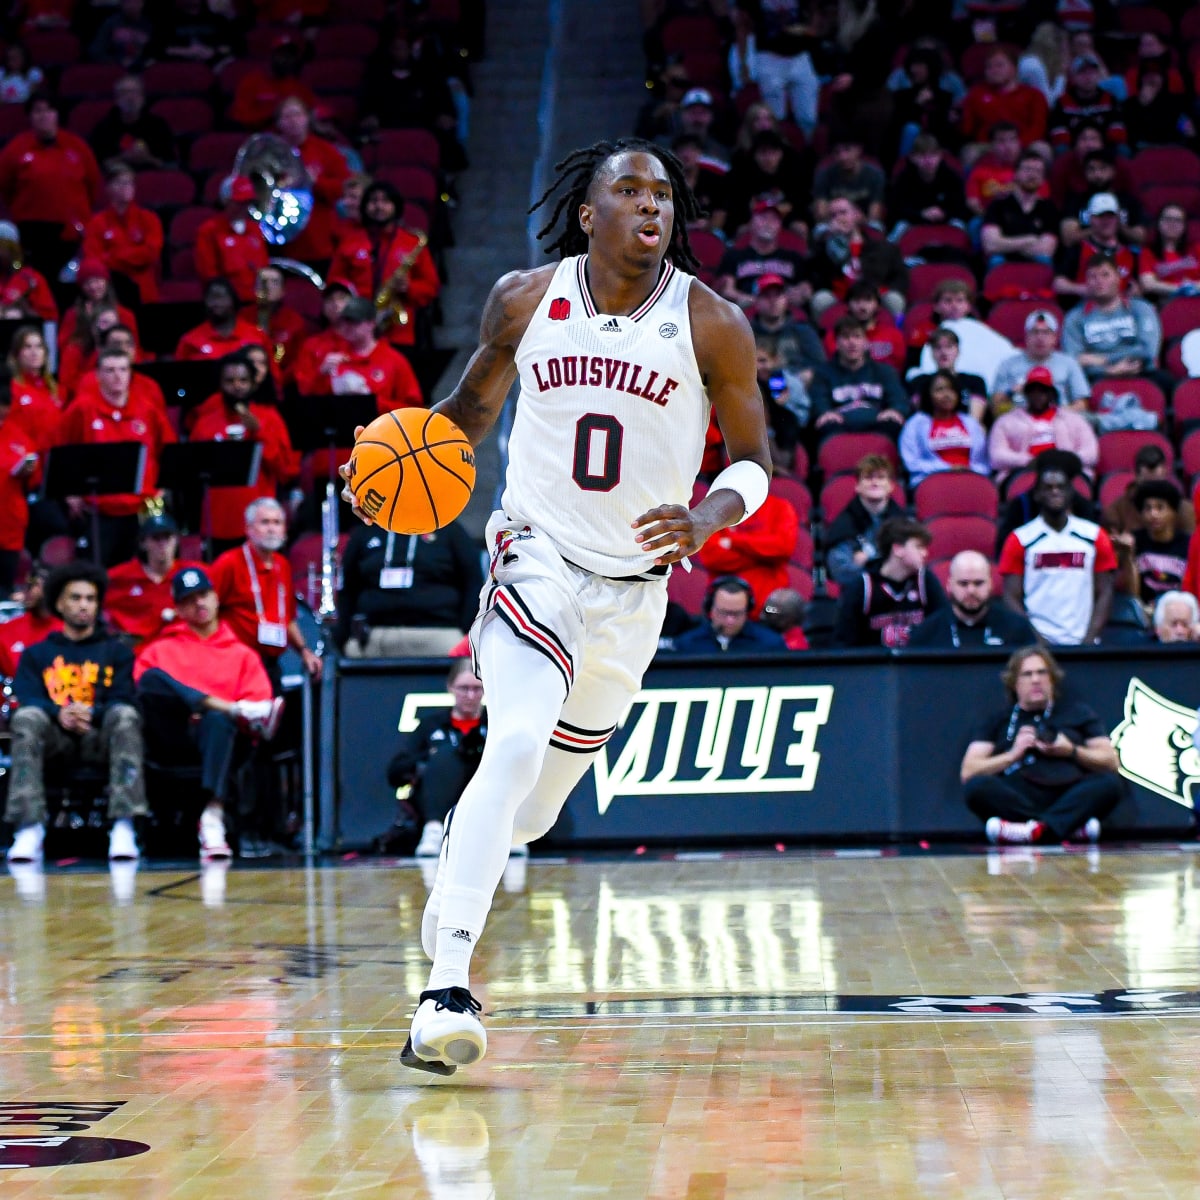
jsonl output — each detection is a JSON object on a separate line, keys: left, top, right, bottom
{"left": 451, "top": 929, "right": 473, "bottom": 942}
{"left": 599, "top": 317, "right": 621, "bottom": 333}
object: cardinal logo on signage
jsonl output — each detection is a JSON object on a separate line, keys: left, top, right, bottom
{"left": 1110, "top": 677, "right": 1199, "bottom": 809}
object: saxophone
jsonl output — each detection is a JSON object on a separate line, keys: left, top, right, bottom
{"left": 374, "top": 230, "right": 429, "bottom": 330}
{"left": 254, "top": 280, "right": 287, "bottom": 365}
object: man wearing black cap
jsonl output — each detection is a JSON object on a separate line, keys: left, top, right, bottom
{"left": 6, "top": 562, "right": 144, "bottom": 864}
{"left": 134, "top": 566, "right": 280, "bottom": 860}
{"left": 291, "top": 294, "right": 423, "bottom": 415}
{"left": 1049, "top": 54, "right": 1126, "bottom": 151}
{"left": 106, "top": 512, "right": 205, "bottom": 646}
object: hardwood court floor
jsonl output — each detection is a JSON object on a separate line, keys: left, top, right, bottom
{"left": 3, "top": 846, "right": 1200, "bottom": 1198}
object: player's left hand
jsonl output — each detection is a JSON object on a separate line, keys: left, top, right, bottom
{"left": 632, "top": 504, "right": 714, "bottom": 565}
{"left": 339, "top": 425, "right": 374, "bottom": 525}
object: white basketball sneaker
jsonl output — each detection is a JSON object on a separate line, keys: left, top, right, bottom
{"left": 108, "top": 818, "right": 139, "bottom": 861}
{"left": 7, "top": 822, "right": 44, "bottom": 863}
{"left": 401, "top": 986, "right": 487, "bottom": 1076}
{"left": 415, "top": 820, "right": 443, "bottom": 857}
{"left": 199, "top": 806, "right": 232, "bottom": 860}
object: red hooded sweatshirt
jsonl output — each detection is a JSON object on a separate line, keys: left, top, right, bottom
{"left": 133, "top": 619, "right": 272, "bottom": 705}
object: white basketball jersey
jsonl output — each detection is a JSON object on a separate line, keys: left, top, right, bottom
{"left": 505, "top": 254, "right": 708, "bottom": 576}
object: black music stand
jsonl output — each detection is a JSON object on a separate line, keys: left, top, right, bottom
{"left": 288, "top": 394, "right": 379, "bottom": 489}
{"left": 159, "top": 441, "right": 262, "bottom": 561}
{"left": 136, "top": 360, "right": 223, "bottom": 411}
{"left": 43, "top": 443, "right": 147, "bottom": 565}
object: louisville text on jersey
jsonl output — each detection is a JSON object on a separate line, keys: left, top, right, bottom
{"left": 529, "top": 356, "right": 681, "bottom": 407}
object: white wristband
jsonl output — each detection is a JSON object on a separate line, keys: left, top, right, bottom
{"left": 709, "top": 459, "right": 769, "bottom": 525}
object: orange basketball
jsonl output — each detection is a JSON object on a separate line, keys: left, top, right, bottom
{"left": 347, "top": 409, "right": 476, "bottom": 534}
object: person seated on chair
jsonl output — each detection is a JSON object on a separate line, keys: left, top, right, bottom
{"left": 671, "top": 576, "right": 786, "bottom": 655}
{"left": 759, "top": 587, "right": 809, "bottom": 650}
{"left": 134, "top": 566, "right": 281, "bottom": 862}
{"left": 832, "top": 517, "right": 945, "bottom": 648}
{"left": 961, "top": 644, "right": 1123, "bottom": 845}
{"left": 898, "top": 369, "right": 990, "bottom": 488}
{"left": 386, "top": 658, "right": 488, "bottom": 859}
{"left": 5, "top": 563, "right": 145, "bottom": 864}
{"left": 0, "top": 561, "right": 62, "bottom": 678}
{"left": 809, "top": 317, "right": 909, "bottom": 441}
{"left": 906, "top": 550, "right": 1040, "bottom": 649}
{"left": 335, "top": 517, "right": 484, "bottom": 659}
{"left": 1119, "top": 480, "right": 1190, "bottom": 617}
{"left": 105, "top": 512, "right": 204, "bottom": 647}
{"left": 1152, "top": 591, "right": 1200, "bottom": 644}
{"left": 825, "top": 454, "right": 907, "bottom": 588}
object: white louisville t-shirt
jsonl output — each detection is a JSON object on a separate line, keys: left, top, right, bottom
{"left": 999, "top": 513, "right": 1118, "bottom": 644}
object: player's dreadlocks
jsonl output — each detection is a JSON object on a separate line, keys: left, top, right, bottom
{"left": 529, "top": 138, "right": 702, "bottom": 274}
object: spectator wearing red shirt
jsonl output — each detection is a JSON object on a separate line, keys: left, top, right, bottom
{"left": 229, "top": 37, "right": 318, "bottom": 130}
{"left": 328, "top": 182, "right": 441, "bottom": 349}
{"left": 106, "top": 513, "right": 204, "bottom": 646}
{"left": 291, "top": 295, "right": 423, "bottom": 413}
{"left": 59, "top": 304, "right": 125, "bottom": 403}
{"left": 696, "top": 492, "right": 800, "bottom": 619}
{"left": 5, "top": 324, "right": 61, "bottom": 454}
{"left": 81, "top": 163, "right": 164, "bottom": 304}
{"left": 759, "top": 587, "right": 809, "bottom": 651}
{"left": 1053, "top": 193, "right": 1138, "bottom": 301}
{"left": 0, "top": 96, "right": 101, "bottom": 274}
{"left": 241, "top": 264, "right": 309, "bottom": 375}
{"left": 209, "top": 498, "right": 322, "bottom": 687}
{"left": 73, "top": 325, "right": 165, "bottom": 414}
{"left": 194, "top": 176, "right": 271, "bottom": 304}
{"left": 176, "top": 278, "right": 271, "bottom": 364}
{"left": 1138, "top": 203, "right": 1200, "bottom": 302}
{"left": 961, "top": 49, "right": 1049, "bottom": 154}
{"left": 0, "top": 222, "right": 56, "bottom": 323}
{"left": 274, "top": 97, "right": 349, "bottom": 266}
{"left": 822, "top": 281, "right": 906, "bottom": 373}
{"left": 189, "top": 353, "right": 298, "bottom": 543}
{"left": 58, "top": 347, "right": 177, "bottom": 564}
{"left": 0, "top": 563, "right": 62, "bottom": 678}
{"left": 0, "top": 382, "right": 41, "bottom": 594}
{"left": 965, "top": 123, "right": 1039, "bottom": 216}
{"left": 58, "top": 261, "right": 140, "bottom": 350}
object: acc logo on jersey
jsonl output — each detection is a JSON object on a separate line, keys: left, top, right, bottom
{"left": 549, "top": 298, "right": 571, "bottom": 321}
{"left": 1111, "top": 677, "right": 1199, "bottom": 809}
{"left": 659, "top": 322, "right": 679, "bottom": 338}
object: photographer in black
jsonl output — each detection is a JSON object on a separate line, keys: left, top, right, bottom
{"left": 384, "top": 659, "right": 488, "bottom": 857}
{"left": 960, "top": 645, "right": 1123, "bottom": 845}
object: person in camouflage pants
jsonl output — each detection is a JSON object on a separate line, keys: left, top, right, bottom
{"left": 5, "top": 562, "right": 145, "bottom": 863}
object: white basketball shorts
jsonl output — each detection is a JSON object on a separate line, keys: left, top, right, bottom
{"left": 470, "top": 511, "right": 669, "bottom": 755}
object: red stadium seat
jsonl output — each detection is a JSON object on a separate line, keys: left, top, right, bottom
{"left": 167, "top": 206, "right": 217, "bottom": 250}
{"left": 1117, "top": 5, "right": 1173, "bottom": 36}
{"left": 982, "top": 262, "right": 1054, "bottom": 303}
{"left": 367, "top": 127, "right": 441, "bottom": 170}
{"left": 769, "top": 475, "right": 812, "bottom": 524}
{"left": 818, "top": 474, "right": 905, "bottom": 523}
{"left": 23, "top": 30, "right": 81, "bottom": 68}
{"left": 791, "top": 442, "right": 810, "bottom": 481}
{"left": 374, "top": 166, "right": 439, "bottom": 213}
{"left": 0, "top": 107, "right": 28, "bottom": 139}
{"left": 1181, "top": 428, "right": 1200, "bottom": 482}
{"left": 926, "top": 515, "right": 996, "bottom": 561}
{"left": 1097, "top": 471, "right": 1134, "bottom": 511}
{"left": 1183, "top": 8, "right": 1200, "bottom": 40}
{"left": 143, "top": 62, "right": 214, "bottom": 96}
{"left": 157, "top": 279, "right": 204, "bottom": 303}
{"left": 58, "top": 63, "right": 124, "bottom": 100}
{"left": 817, "top": 432, "right": 900, "bottom": 478}
{"left": 168, "top": 247, "right": 196, "bottom": 280}
{"left": 289, "top": 533, "right": 327, "bottom": 610}
{"left": 897, "top": 224, "right": 972, "bottom": 259}
{"left": 150, "top": 98, "right": 214, "bottom": 140}
{"left": 791, "top": 527, "right": 814, "bottom": 569}
{"left": 1140, "top": 184, "right": 1200, "bottom": 219}
{"left": 1173, "top": 378, "right": 1200, "bottom": 436}
{"left": 1129, "top": 147, "right": 1200, "bottom": 191}
{"left": 38, "top": 535, "right": 77, "bottom": 567}
{"left": 1096, "top": 430, "right": 1174, "bottom": 475}
{"left": 313, "top": 24, "right": 381, "bottom": 59}
{"left": 687, "top": 229, "right": 726, "bottom": 274}
{"left": 66, "top": 99, "right": 111, "bottom": 139}
{"left": 1089, "top": 377, "right": 1166, "bottom": 425}
{"left": 667, "top": 563, "right": 711, "bottom": 615}
{"left": 188, "top": 131, "right": 245, "bottom": 176}
{"left": 907, "top": 262, "right": 976, "bottom": 304}
{"left": 784, "top": 564, "right": 814, "bottom": 600}
{"left": 283, "top": 276, "right": 323, "bottom": 323}
{"left": 1165, "top": 339, "right": 1188, "bottom": 379}
{"left": 1160, "top": 296, "right": 1200, "bottom": 342}
{"left": 300, "top": 59, "right": 363, "bottom": 94}
{"left": 134, "top": 169, "right": 197, "bottom": 209}
{"left": 216, "top": 59, "right": 259, "bottom": 96}
{"left": 816, "top": 301, "right": 847, "bottom": 331}
{"left": 913, "top": 472, "right": 999, "bottom": 520}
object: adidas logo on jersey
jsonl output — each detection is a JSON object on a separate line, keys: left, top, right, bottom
{"left": 599, "top": 317, "right": 622, "bottom": 333}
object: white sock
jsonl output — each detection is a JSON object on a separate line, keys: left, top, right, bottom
{"left": 427, "top": 924, "right": 476, "bottom": 990}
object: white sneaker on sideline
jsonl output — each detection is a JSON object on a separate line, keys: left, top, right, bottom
{"left": 985, "top": 817, "right": 1042, "bottom": 845}
{"left": 109, "top": 859, "right": 137, "bottom": 904}
{"left": 199, "top": 807, "right": 231, "bottom": 860}
{"left": 108, "top": 818, "right": 139, "bottom": 860}
{"left": 415, "top": 820, "right": 443, "bottom": 857}
{"left": 234, "top": 698, "right": 285, "bottom": 740}
{"left": 7, "top": 822, "right": 44, "bottom": 863}
{"left": 1074, "top": 818, "right": 1101, "bottom": 843}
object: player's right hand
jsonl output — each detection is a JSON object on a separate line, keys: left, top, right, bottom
{"left": 339, "top": 424, "right": 374, "bottom": 524}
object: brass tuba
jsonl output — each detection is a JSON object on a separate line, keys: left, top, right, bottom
{"left": 232, "top": 133, "right": 315, "bottom": 248}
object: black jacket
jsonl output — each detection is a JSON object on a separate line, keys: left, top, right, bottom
{"left": 905, "top": 604, "right": 1040, "bottom": 649}
{"left": 336, "top": 520, "right": 484, "bottom": 648}
{"left": 14, "top": 628, "right": 136, "bottom": 719}
{"left": 832, "top": 561, "right": 946, "bottom": 648}
{"left": 387, "top": 707, "right": 488, "bottom": 789}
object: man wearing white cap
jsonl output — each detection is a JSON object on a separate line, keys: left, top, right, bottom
{"left": 991, "top": 308, "right": 1090, "bottom": 414}
{"left": 657, "top": 88, "right": 730, "bottom": 167}
{"left": 1054, "top": 192, "right": 1137, "bottom": 301}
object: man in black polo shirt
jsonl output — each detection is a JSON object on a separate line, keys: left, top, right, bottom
{"left": 960, "top": 645, "right": 1123, "bottom": 844}
{"left": 716, "top": 200, "right": 810, "bottom": 313}
{"left": 981, "top": 150, "right": 1059, "bottom": 270}
{"left": 907, "top": 551, "right": 1039, "bottom": 649}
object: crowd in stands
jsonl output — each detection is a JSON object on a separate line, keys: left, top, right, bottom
{"left": 642, "top": 0, "right": 1200, "bottom": 655}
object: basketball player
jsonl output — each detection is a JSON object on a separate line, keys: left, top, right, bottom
{"left": 342, "top": 138, "right": 771, "bottom": 1073}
